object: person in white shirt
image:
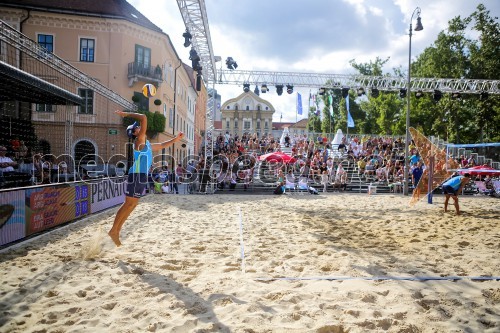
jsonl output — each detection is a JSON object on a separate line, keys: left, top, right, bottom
{"left": 0, "top": 146, "right": 17, "bottom": 172}
{"left": 161, "top": 181, "right": 171, "bottom": 193}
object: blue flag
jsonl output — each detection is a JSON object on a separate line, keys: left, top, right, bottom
{"left": 346, "top": 97, "right": 355, "bottom": 128}
{"left": 297, "top": 92, "right": 303, "bottom": 115}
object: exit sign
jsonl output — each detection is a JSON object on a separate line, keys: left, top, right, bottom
{"left": 108, "top": 129, "right": 118, "bottom": 135}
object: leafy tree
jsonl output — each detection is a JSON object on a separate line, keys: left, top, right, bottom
{"left": 349, "top": 57, "right": 389, "bottom": 76}
{"left": 348, "top": 4, "right": 499, "bottom": 143}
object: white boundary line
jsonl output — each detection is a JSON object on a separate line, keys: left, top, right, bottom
{"left": 255, "top": 275, "right": 500, "bottom": 282}
{"left": 237, "top": 206, "right": 246, "bottom": 273}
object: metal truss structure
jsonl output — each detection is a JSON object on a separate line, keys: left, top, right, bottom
{"left": 176, "top": 0, "right": 217, "bottom": 84}
{"left": 0, "top": 21, "right": 136, "bottom": 111}
{"left": 216, "top": 69, "right": 500, "bottom": 95}
{"left": 176, "top": 0, "right": 217, "bottom": 166}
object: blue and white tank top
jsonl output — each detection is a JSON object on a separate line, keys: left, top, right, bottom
{"left": 129, "top": 140, "right": 153, "bottom": 174}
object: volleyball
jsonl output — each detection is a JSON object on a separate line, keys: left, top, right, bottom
{"left": 142, "top": 84, "right": 156, "bottom": 98}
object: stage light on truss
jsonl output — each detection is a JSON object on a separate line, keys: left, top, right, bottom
{"left": 276, "top": 84, "right": 284, "bottom": 96}
{"left": 226, "top": 57, "right": 238, "bottom": 70}
{"left": 318, "top": 87, "right": 326, "bottom": 95}
{"left": 189, "top": 48, "right": 202, "bottom": 72}
{"left": 451, "top": 92, "right": 462, "bottom": 100}
{"left": 399, "top": 88, "right": 407, "bottom": 98}
{"left": 370, "top": 88, "right": 379, "bottom": 98}
{"left": 480, "top": 91, "right": 489, "bottom": 100}
{"left": 286, "top": 84, "right": 294, "bottom": 94}
{"left": 341, "top": 87, "right": 349, "bottom": 99}
{"left": 415, "top": 90, "right": 424, "bottom": 98}
{"left": 182, "top": 30, "right": 192, "bottom": 48}
{"left": 243, "top": 83, "right": 250, "bottom": 93}
{"left": 357, "top": 87, "right": 365, "bottom": 96}
{"left": 433, "top": 90, "right": 442, "bottom": 102}
{"left": 261, "top": 84, "right": 268, "bottom": 93}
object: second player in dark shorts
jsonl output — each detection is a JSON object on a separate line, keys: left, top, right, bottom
{"left": 442, "top": 184, "right": 458, "bottom": 196}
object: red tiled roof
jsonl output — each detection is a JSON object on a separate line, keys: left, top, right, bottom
{"left": 272, "top": 122, "right": 295, "bottom": 130}
{"left": 290, "top": 118, "right": 308, "bottom": 128}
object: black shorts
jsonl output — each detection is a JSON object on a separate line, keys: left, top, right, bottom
{"left": 126, "top": 173, "right": 148, "bottom": 198}
{"left": 442, "top": 185, "right": 457, "bottom": 196}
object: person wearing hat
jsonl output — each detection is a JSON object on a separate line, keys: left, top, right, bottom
{"left": 108, "top": 110, "right": 183, "bottom": 246}
{"left": 442, "top": 173, "right": 471, "bottom": 215}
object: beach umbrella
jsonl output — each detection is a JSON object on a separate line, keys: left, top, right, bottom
{"left": 460, "top": 165, "right": 498, "bottom": 176}
{"left": 258, "top": 152, "right": 296, "bottom": 164}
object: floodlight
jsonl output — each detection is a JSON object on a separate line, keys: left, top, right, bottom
{"left": 182, "top": 30, "right": 192, "bottom": 47}
{"left": 276, "top": 84, "right": 284, "bottom": 96}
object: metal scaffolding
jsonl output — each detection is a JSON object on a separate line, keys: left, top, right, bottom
{"left": 0, "top": 20, "right": 136, "bottom": 111}
{"left": 216, "top": 69, "right": 500, "bottom": 95}
{"left": 176, "top": 0, "right": 217, "bottom": 84}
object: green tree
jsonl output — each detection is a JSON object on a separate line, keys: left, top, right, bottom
{"left": 349, "top": 57, "right": 389, "bottom": 76}
{"left": 410, "top": 4, "right": 499, "bottom": 143}
{"left": 307, "top": 106, "right": 322, "bottom": 133}
{"left": 347, "top": 4, "right": 498, "bottom": 143}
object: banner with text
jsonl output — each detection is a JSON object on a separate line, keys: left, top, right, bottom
{"left": 90, "top": 177, "right": 127, "bottom": 213}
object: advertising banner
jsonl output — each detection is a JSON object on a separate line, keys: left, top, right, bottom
{"left": 90, "top": 177, "right": 126, "bottom": 213}
{"left": 0, "top": 190, "right": 26, "bottom": 246}
{"left": 25, "top": 183, "right": 90, "bottom": 236}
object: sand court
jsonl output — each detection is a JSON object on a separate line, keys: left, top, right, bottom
{"left": 0, "top": 193, "right": 499, "bottom": 332}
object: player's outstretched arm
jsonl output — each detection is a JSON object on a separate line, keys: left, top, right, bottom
{"left": 151, "top": 132, "right": 184, "bottom": 152}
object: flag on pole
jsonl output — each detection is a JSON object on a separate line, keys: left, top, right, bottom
{"left": 297, "top": 92, "right": 303, "bottom": 115}
{"left": 309, "top": 92, "right": 319, "bottom": 115}
{"left": 346, "top": 97, "right": 355, "bottom": 128}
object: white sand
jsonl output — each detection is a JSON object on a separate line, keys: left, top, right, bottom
{"left": 0, "top": 193, "right": 499, "bottom": 333}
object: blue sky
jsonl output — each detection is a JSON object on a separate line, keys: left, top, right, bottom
{"left": 128, "top": 0, "right": 499, "bottom": 122}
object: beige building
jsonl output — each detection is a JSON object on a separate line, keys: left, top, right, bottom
{"left": 221, "top": 91, "right": 275, "bottom": 138}
{"left": 0, "top": 0, "right": 206, "bottom": 168}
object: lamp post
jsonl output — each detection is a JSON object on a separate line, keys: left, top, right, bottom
{"left": 403, "top": 7, "right": 423, "bottom": 196}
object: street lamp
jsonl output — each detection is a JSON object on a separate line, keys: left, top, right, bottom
{"left": 404, "top": 7, "right": 423, "bottom": 196}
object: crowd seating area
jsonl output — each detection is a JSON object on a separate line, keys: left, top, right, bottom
{"left": 2, "top": 129, "right": 499, "bottom": 198}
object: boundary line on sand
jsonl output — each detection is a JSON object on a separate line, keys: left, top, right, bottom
{"left": 255, "top": 276, "right": 500, "bottom": 282}
{"left": 238, "top": 206, "right": 246, "bottom": 273}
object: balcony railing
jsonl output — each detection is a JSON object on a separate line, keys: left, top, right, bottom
{"left": 127, "top": 62, "right": 162, "bottom": 87}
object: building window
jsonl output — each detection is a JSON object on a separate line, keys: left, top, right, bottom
{"left": 135, "top": 44, "right": 151, "bottom": 72}
{"left": 80, "top": 38, "right": 95, "bottom": 62}
{"left": 244, "top": 120, "right": 251, "bottom": 130}
{"left": 246, "top": 106, "right": 249, "bottom": 110}
{"left": 235, "top": 105, "right": 238, "bottom": 110}
{"left": 169, "top": 108, "right": 173, "bottom": 128}
{"left": 257, "top": 105, "right": 261, "bottom": 111}
{"left": 78, "top": 89, "right": 94, "bottom": 114}
{"left": 133, "top": 92, "right": 149, "bottom": 112}
{"left": 226, "top": 120, "right": 230, "bottom": 129}
{"left": 256, "top": 120, "right": 261, "bottom": 129}
{"left": 264, "top": 121, "right": 269, "bottom": 129}
{"left": 36, "top": 104, "right": 54, "bottom": 112}
{"left": 266, "top": 107, "right": 269, "bottom": 110}
{"left": 37, "top": 34, "right": 53, "bottom": 53}
{"left": 234, "top": 119, "right": 238, "bottom": 128}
